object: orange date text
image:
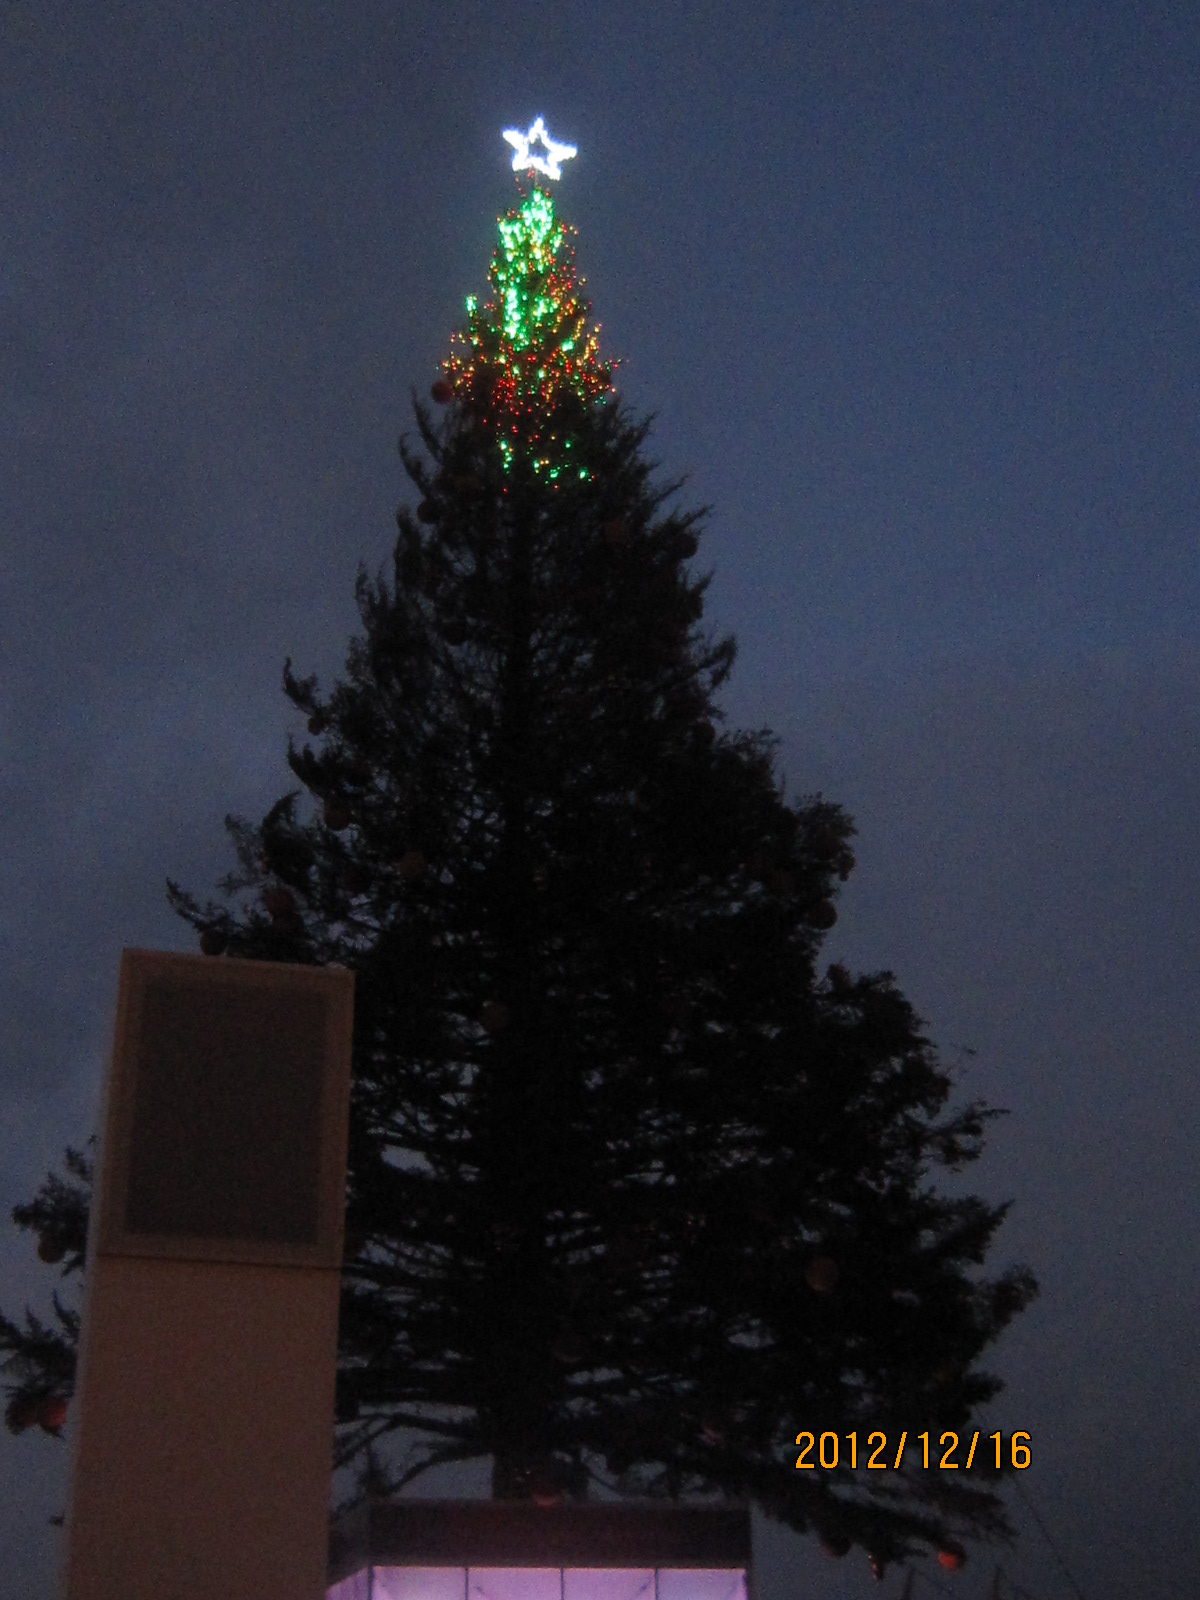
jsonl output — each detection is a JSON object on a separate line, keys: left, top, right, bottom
{"left": 793, "top": 1430, "right": 1031, "bottom": 1471}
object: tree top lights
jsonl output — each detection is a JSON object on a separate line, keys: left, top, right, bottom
{"left": 441, "top": 120, "right": 613, "bottom": 476}
{"left": 502, "top": 116, "right": 578, "bottom": 181}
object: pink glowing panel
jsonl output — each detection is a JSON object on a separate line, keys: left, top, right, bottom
{"left": 468, "top": 1570, "right": 562, "bottom": 1600}
{"left": 373, "top": 1568, "right": 470, "bottom": 1600}
{"left": 564, "top": 1569, "right": 656, "bottom": 1600}
{"left": 365, "top": 1569, "right": 748, "bottom": 1600}
{"left": 658, "top": 1572, "right": 747, "bottom": 1600}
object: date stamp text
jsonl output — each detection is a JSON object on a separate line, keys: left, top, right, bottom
{"left": 794, "top": 1430, "right": 1031, "bottom": 1472}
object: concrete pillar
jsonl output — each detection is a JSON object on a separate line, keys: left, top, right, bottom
{"left": 61, "top": 949, "right": 354, "bottom": 1600}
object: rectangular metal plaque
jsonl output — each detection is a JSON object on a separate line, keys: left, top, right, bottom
{"left": 96, "top": 949, "right": 354, "bottom": 1267}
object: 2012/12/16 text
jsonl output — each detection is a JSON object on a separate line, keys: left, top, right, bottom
{"left": 794, "top": 1431, "right": 1032, "bottom": 1471}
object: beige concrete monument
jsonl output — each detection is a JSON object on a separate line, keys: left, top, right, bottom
{"left": 61, "top": 948, "right": 355, "bottom": 1600}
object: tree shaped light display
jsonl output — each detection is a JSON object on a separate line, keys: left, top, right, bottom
{"left": 3, "top": 119, "right": 1037, "bottom": 1584}
{"left": 442, "top": 120, "right": 609, "bottom": 478}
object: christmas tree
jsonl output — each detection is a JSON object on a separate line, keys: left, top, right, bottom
{"left": 3, "top": 120, "right": 1036, "bottom": 1579}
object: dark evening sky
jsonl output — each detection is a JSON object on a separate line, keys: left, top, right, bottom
{"left": 2, "top": 4, "right": 1197, "bottom": 1596}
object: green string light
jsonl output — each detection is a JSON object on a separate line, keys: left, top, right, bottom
{"left": 443, "top": 157, "right": 617, "bottom": 479}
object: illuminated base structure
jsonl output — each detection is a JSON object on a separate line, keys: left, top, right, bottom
{"left": 327, "top": 1501, "right": 752, "bottom": 1600}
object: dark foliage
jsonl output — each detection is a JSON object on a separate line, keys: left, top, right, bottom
{"left": 2, "top": 386, "right": 1036, "bottom": 1573}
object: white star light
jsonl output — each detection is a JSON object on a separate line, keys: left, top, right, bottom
{"left": 502, "top": 116, "right": 578, "bottom": 181}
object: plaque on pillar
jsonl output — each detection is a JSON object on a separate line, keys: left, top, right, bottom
{"left": 61, "top": 949, "right": 355, "bottom": 1600}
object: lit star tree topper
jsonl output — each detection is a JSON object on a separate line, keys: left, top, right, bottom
{"left": 442, "top": 119, "right": 613, "bottom": 476}
{"left": 502, "top": 116, "right": 578, "bottom": 181}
